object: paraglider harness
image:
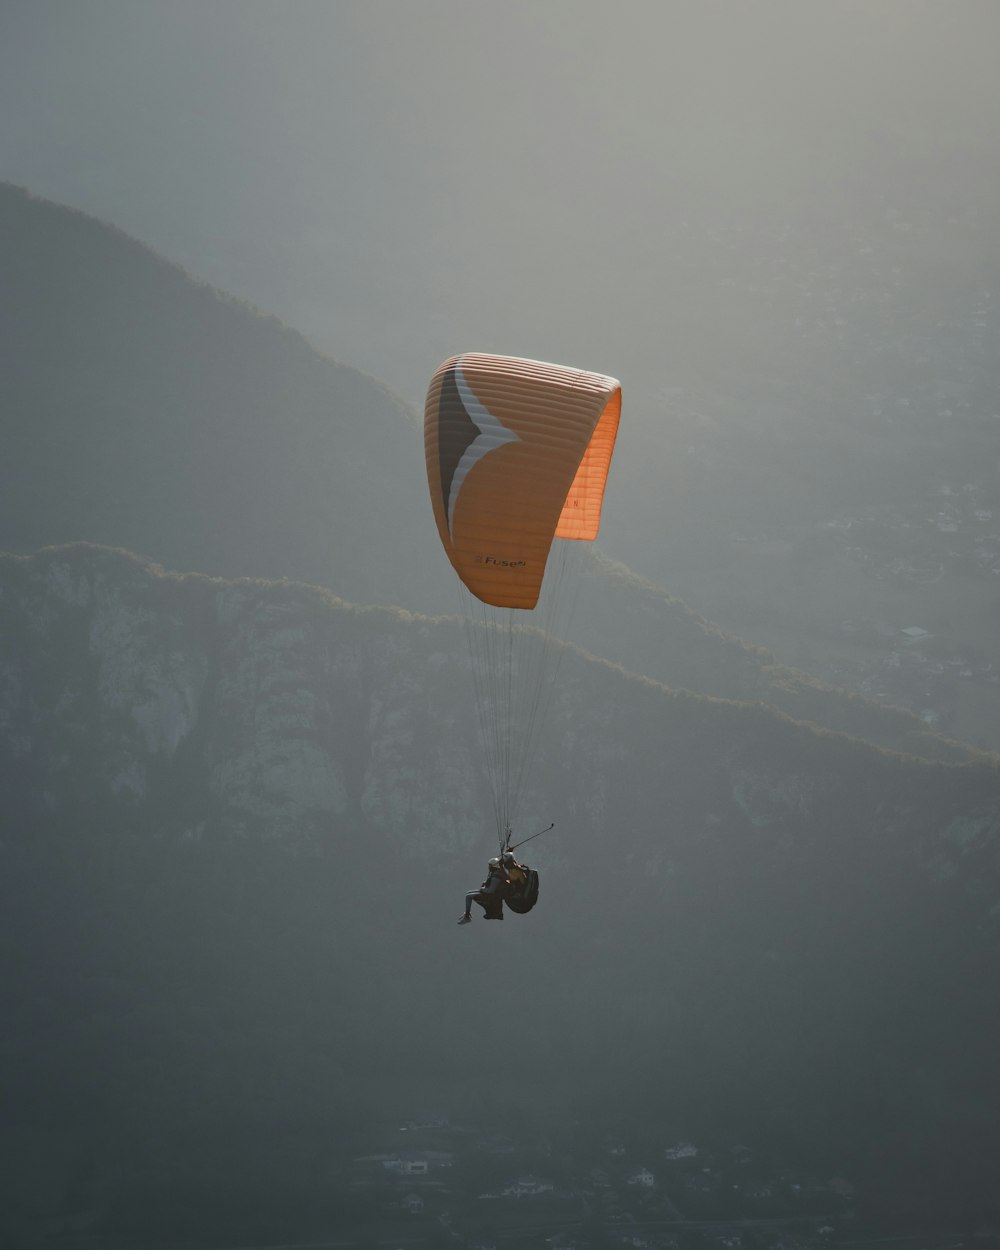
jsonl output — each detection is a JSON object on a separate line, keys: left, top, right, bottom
{"left": 492, "top": 824, "right": 550, "bottom": 917}
{"left": 503, "top": 865, "right": 540, "bottom": 915}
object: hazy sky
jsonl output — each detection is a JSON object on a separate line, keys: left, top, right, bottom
{"left": 3, "top": 0, "right": 999, "bottom": 404}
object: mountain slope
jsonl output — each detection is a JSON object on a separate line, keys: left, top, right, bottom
{"left": 2, "top": 543, "right": 1000, "bottom": 1237}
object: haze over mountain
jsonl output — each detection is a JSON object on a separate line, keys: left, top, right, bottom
{"left": 4, "top": 2, "right": 998, "bottom": 400}
{"left": 4, "top": 1, "right": 999, "bottom": 743}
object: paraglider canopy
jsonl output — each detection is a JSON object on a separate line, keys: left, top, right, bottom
{"left": 424, "top": 353, "right": 621, "bottom": 609}
{"left": 424, "top": 352, "right": 621, "bottom": 842}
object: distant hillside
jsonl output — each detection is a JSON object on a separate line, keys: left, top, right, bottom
{"left": 572, "top": 553, "right": 979, "bottom": 761}
{"left": 2, "top": 543, "right": 1000, "bottom": 1238}
{"left": 0, "top": 181, "right": 980, "bottom": 762}
{"left": 0, "top": 182, "right": 429, "bottom": 609}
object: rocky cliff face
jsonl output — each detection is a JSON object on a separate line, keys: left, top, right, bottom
{"left": 4, "top": 544, "right": 999, "bottom": 896}
{"left": 0, "top": 545, "right": 491, "bottom": 851}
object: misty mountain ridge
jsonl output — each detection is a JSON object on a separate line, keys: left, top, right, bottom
{"left": 3, "top": 542, "right": 1000, "bottom": 1239}
{"left": 0, "top": 181, "right": 981, "bottom": 766}
{"left": 587, "top": 192, "right": 1000, "bottom": 748}
{"left": 0, "top": 181, "right": 423, "bottom": 606}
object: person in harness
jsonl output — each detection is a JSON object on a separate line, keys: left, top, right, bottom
{"left": 458, "top": 855, "right": 508, "bottom": 924}
{"left": 458, "top": 851, "right": 533, "bottom": 924}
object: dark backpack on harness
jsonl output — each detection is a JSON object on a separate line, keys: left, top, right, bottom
{"left": 503, "top": 865, "right": 540, "bottom": 915}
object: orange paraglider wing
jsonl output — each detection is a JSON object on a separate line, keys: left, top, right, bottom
{"left": 424, "top": 353, "right": 621, "bottom": 608}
